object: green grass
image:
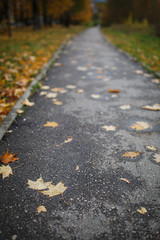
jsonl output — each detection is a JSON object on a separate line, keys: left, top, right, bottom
{"left": 102, "top": 24, "right": 160, "bottom": 75}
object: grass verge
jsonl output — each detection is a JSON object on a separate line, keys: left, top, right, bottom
{"left": 102, "top": 24, "right": 160, "bottom": 76}
{"left": 0, "top": 25, "right": 85, "bottom": 123}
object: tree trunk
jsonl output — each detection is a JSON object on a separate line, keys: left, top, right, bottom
{"left": 7, "top": 0, "right": 12, "bottom": 37}
{"left": 32, "top": 0, "right": 40, "bottom": 30}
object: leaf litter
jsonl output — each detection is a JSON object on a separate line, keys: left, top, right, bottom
{"left": 21, "top": 99, "right": 34, "bottom": 107}
{"left": 43, "top": 121, "right": 59, "bottom": 128}
{"left": 46, "top": 92, "right": 57, "bottom": 98}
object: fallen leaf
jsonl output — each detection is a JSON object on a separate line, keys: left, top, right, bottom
{"left": 130, "top": 121, "right": 151, "bottom": 130}
{"left": 46, "top": 92, "right": 57, "bottom": 98}
{"left": 120, "top": 178, "right": 130, "bottom": 184}
{"left": 75, "top": 165, "right": 79, "bottom": 171}
{"left": 88, "top": 72, "right": 93, "bottom": 76}
{"left": 153, "top": 153, "right": 160, "bottom": 163}
{"left": 21, "top": 99, "right": 34, "bottom": 107}
{"left": 40, "top": 181, "right": 67, "bottom": 197}
{"left": 146, "top": 145, "right": 156, "bottom": 151}
{"left": 123, "top": 151, "right": 140, "bottom": 158}
{"left": 137, "top": 207, "right": 147, "bottom": 214}
{"left": 152, "top": 79, "right": 160, "bottom": 84}
{"left": 91, "top": 94, "right": 100, "bottom": 99}
{"left": 77, "top": 66, "right": 87, "bottom": 71}
{"left": 51, "top": 88, "right": 65, "bottom": 93}
{"left": 55, "top": 136, "right": 73, "bottom": 147}
{"left": 76, "top": 89, "right": 84, "bottom": 93}
{"left": 43, "top": 121, "right": 59, "bottom": 128}
{"left": 37, "top": 205, "right": 47, "bottom": 214}
{"left": 16, "top": 110, "right": 24, "bottom": 114}
{"left": 134, "top": 70, "right": 144, "bottom": 75}
{"left": 52, "top": 99, "right": 62, "bottom": 105}
{"left": 54, "top": 62, "right": 63, "bottom": 66}
{"left": 40, "top": 91, "right": 47, "bottom": 96}
{"left": 41, "top": 86, "right": 50, "bottom": 90}
{"left": 111, "top": 94, "right": 117, "bottom": 98}
{"left": 0, "top": 165, "right": 13, "bottom": 179}
{"left": 108, "top": 89, "right": 120, "bottom": 93}
{"left": 27, "top": 177, "right": 52, "bottom": 190}
{"left": 120, "top": 105, "right": 131, "bottom": 110}
{"left": 142, "top": 104, "right": 160, "bottom": 111}
{"left": 101, "top": 125, "right": 116, "bottom": 131}
{"left": 7, "top": 130, "right": 13, "bottom": 133}
{"left": 66, "top": 85, "right": 76, "bottom": 89}
{"left": 1, "top": 150, "right": 19, "bottom": 164}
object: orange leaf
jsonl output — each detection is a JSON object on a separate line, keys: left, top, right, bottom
{"left": 1, "top": 150, "right": 19, "bottom": 164}
{"left": 120, "top": 178, "right": 130, "bottom": 184}
{"left": 123, "top": 151, "right": 140, "bottom": 158}
{"left": 108, "top": 89, "right": 120, "bottom": 93}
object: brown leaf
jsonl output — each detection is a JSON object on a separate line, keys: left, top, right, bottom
{"left": 43, "top": 121, "right": 59, "bottom": 128}
{"left": 0, "top": 165, "right": 13, "bottom": 179}
{"left": 108, "top": 89, "right": 120, "bottom": 93}
{"left": 1, "top": 150, "right": 19, "bottom": 164}
{"left": 21, "top": 99, "right": 34, "bottom": 107}
{"left": 123, "top": 151, "right": 140, "bottom": 158}
{"left": 142, "top": 104, "right": 160, "bottom": 111}
{"left": 120, "top": 178, "right": 130, "bottom": 184}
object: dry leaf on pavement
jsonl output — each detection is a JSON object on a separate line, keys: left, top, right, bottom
{"left": 120, "top": 178, "right": 130, "bottom": 184}
{"left": 101, "top": 125, "right": 116, "bottom": 131}
{"left": 55, "top": 136, "right": 73, "bottom": 147}
{"left": 152, "top": 79, "right": 160, "bottom": 84}
{"left": 66, "top": 85, "right": 76, "bottom": 89}
{"left": 75, "top": 165, "right": 79, "bottom": 171}
{"left": 43, "top": 121, "right": 59, "bottom": 128}
{"left": 51, "top": 88, "right": 65, "bottom": 93}
{"left": 40, "top": 91, "right": 47, "bottom": 96}
{"left": 52, "top": 99, "right": 62, "bottom": 105}
{"left": 1, "top": 150, "right": 19, "bottom": 164}
{"left": 76, "top": 89, "right": 84, "bottom": 93}
{"left": 137, "top": 207, "right": 147, "bottom": 214}
{"left": 54, "top": 62, "right": 63, "bottom": 67}
{"left": 130, "top": 121, "right": 151, "bottom": 131}
{"left": 27, "top": 177, "right": 52, "bottom": 190}
{"left": 142, "top": 104, "right": 160, "bottom": 111}
{"left": 40, "top": 182, "right": 67, "bottom": 197}
{"left": 16, "top": 110, "right": 24, "bottom": 114}
{"left": 120, "top": 105, "right": 131, "bottom": 110}
{"left": 21, "top": 99, "right": 34, "bottom": 107}
{"left": 0, "top": 165, "right": 13, "bottom": 179}
{"left": 123, "top": 151, "right": 140, "bottom": 158}
{"left": 108, "top": 89, "right": 120, "bottom": 93}
{"left": 37, "top": 206, "right": 47, "bottom": 214}
{"left": 153, "top": 153, "right": 160, "bottom": 163}
{"left": 91, "top": 94, "right": 100, "bottom": 99}
{"left": 41, "top": 86, "right": 50, "bottom": 90}
{"left": 77, "top": 66, "right": 87, "bottom": 71}
{"left": 133, "top": 70, "right": 144, "bottom": 75}
{"left": 46, "top": 92, "right": 57, "bottom": 98}
{"left": 146, "top": 145, "right": 156, "bottom": 151}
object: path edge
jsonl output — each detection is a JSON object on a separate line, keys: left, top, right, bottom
{"left": 101, "top": 28, "right": 160, "bottom": 78}
{"left": 0, "top": 41, "right": 67, "bottom": 141}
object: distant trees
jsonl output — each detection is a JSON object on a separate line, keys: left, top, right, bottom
{"left": 102, "top": 0, "right": 160, "bottom": 36}
{"left": 0, "top": 0, "right": 92, "bottom": 35}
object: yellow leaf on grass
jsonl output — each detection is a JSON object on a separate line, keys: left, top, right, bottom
{"left": 123, "top": 151, "right": 140, "bottom": 158}
{"left": 137, "top": 207, "right": 147, "bottom": 215}
{"left": 153, "top": 153, "right": 160, "bottom": 163}
{"left": 27, "top": 177, "right": 52, "bottom": 190}
{"left": 102, "top": 125, "right": 116, "bottom": 131}
{"left": 40, "top": 182, "right": 67, "bottom": 197}
{"left": 0, "top": 165, "right": 13, "bottom": 179}
{"left": 130, "top": 121, "right": 151, "bottom": 131}
{"left": 37, "top": 205, "right": 47, "bottom": 214}
{"left": 21, "top": 99, "right": 34, "bottom": 107}
{"left": 146, "top": 145, "right": 156, "bottom": 151}
{"left": 120, "top": 178, "right": 130, "bottom": 184}
{"left": 43, "top": 121, "right": 59, "bottom": 128}
{"left": 142, "top": 104, "right": 160, "bottom": 111}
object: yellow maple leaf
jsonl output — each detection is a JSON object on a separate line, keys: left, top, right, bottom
{"left": 40, "top": 182, "right": 67, "bottom": 197}
{"left": 43, "top": 121, "right": 59, "bottom": 128}
{"left": 123, "top": 151, "right": 140, "bottom": 158}
{"left": 37, "top": 205, "right": 47, "bottom": 214}
{"left": 130, "top": 121, "right": 151, "bottom": 130}
{"left": 153, "top": 153, "right": 160, "bottom": 163}
{"left": 21, "top": 99, "right": 34, "bottom": 107}
{"left": 137, "top": 207, "right": 147, "bottom": 214}
{"left": 0, "top": 165, "right": 13, "bottom": 179}
{"left": 27, "top": 177, "right": 52, "bottom": 190}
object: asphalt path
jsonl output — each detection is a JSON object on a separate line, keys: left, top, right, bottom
{"left": 0, "top": 27, "right": 160, "bottom": 240}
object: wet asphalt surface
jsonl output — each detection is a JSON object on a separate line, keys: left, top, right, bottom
{"left": 0, "top": 27, "right": 160, "bottom": 240}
